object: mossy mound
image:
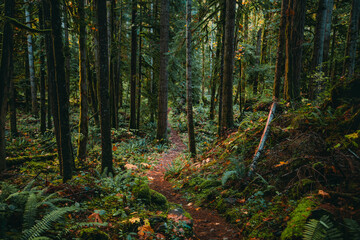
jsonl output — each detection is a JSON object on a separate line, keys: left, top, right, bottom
{"left": 79, "top": 227, "right": 111, "bottom": 240}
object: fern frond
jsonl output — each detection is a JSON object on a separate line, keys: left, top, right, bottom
{"left": 21, "top": 206, "right": 78, "bottom": 240}
{"left": 23, "top": 193, "right": 38, "bottom": 230}
{"left": 23, "top": 180, "right": 36, "bottom": 192}
{"left": 221, "top": 170, "right": 237, "bottom": 186}
{"left": 303, "top": 215, "right": 343, "bottom": 240}
{"left": 344, "top": 218, "right": 360, "bottom": 239}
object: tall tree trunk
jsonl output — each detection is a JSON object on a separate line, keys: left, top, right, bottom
{"left": 156, "top": 0, "right": 169, "bottom": 141}
{"left": 218, "top": 2, "right": 226, "bottom": 135}
{"left": 186, "top": 0, "right": 196, "bottom": 157}
{"left": 9, "top": 81, "right": 17, "bottom": 137}
{"left": 77, "top": 0, "right": 89, "bottom": 162}
{"left": 284, "top": 0, "right": 306, "bottom": 101}
{"left": 117, "top": 2, "right": 124, "bottom": 109}
{"left": 39, "top": 4, "right": 47, "bottom": 134}
{"left": 43, "top": 0, "right": 62, "bottom": 172}
{"left": 130, "top": 0, "right": 138, "bottom": 129}
{"left": 220, "top": 0, "right": 236, "bottom": 134}
{"left": 110, "top": 0, "right": 118, "bottom": 129}
{"left": 50, "top": 0, "right": 74, "bottom": 182}
{"left": 96, "top": 0, "right": 113, "bottom": 174}
{"left": 63, "top": 1, "right": 71, "bottom": 96}
{"left": 310, "top": 0, "right": 328, "bottom": 98}
{"left": 273, "top": 0, "right": 288, "bottom": 99}
{"left": 209, "top": 24, "right": 221, "bottom": 120}
{"left": 0, "top": 0, "right": 14, "bottom": 172}
{"left": 323, "top": 0, "right": 334, "bottom": 73}
{"left": 253, "top": 29, "right": 262, "bottom": 94}
{"left": 343, "top": 0, "right": 360, "bottom": 76}
{"left": 24, "top": 0, "right": 38, "bottom": 116}
{"left": 201, "top": 38, "right": 206, "bottom": 103}
{"left": 137, "top": 4, "right": 142, "bottom": 130}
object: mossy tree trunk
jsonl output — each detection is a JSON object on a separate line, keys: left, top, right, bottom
{"left": 96, "top": 0, "right": 113, "bottom": 174}
{"left": 0, "top": 0, "right": 15, "bottom": 172}
{"left": 77, "top": 0, "right": 89, "bottom": 162}
{"left": 130, "top": 0, "right": 138, "bottom": 130}
{"left": 50, "top": 0, "right": 74, "bottom": 182}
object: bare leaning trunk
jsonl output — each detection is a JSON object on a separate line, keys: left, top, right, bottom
{"left": 156, "top": 0, "right": 169, "bottom": 141}
{"left": 343, "top": 0, "right": 360, "bottom": 76}
{"left": 186, "top": 0, "right": 196, "bottom": 157}
{"left": 96, "top": 0, "right": 113, "bottom": 174}
{"left": 273, "top": 0, "right": 288, "bottom": 99}
{"left": 24, "top": 0, "right": 38, "bottom": 116}
{"left": 0, "top": 0, "right": 15, "bottom": 172}
{"left": 77, "top": 0, "right": 89, "bottom": 162}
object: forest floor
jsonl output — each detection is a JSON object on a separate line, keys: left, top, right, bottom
{"left": 147, "top": 125, "right": 241, "bottom": 239}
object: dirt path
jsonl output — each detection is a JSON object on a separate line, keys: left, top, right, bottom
{"left": 147, "top": 126, "right": 241, "bottom": 240}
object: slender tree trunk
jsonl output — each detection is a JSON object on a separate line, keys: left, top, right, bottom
{"left": 284, "top": 0, "right": 307, "bottom": 101}
{"left": 0, "top": 0, "right": 14, "bottom": 172}
{"left": 186, "top": 0, "right": 196, "bottom": 157}
{"left": 43, "top": 0, "right": 62, "bottom": 171}
{"left": 220, "top": 0, "right": 236, "bottom": 135}
{"left": 330, "top": 18, "right": 337, "bottom": 83}
{"left": 50, "top": 0, "right": 74, "bottom": 182}
{"left": 209, "top": 26, "right": 221, "bottom": 120}
{"left": 24, "top": 0, "right": 38, "bottom": 117}
{"left": 273, "top": 0, "right": 288, "bottom": 99}
{"left": 117, "top": 3, "right": 124, "bottom": 109}
{"left": 218, "top": 2, "right": 226, "bottom": 135}
{"left": 156, "top": 0, "right": 169, "bottom": 141}
{"left": 323, "top": 0, "right": 334, "bottom": 73}
{"left": 9, "top": 81, "right": 17, "bottom": 137}
{"left": 39, "top": 5, "right": 47, "bottom": 134}
{"left": 64, "top": 1, "right": 71, "bottom": 96}
{"left": 77, "top": 0, "right": 89, "bottom": 162}
{"left": 343, "top": 0, "right": 360, "bottom": 76}
{"left": 201, "top": 38, "right": 206, "bottom": 103}
{"left": 137, "top": 4, "right": 142, "bottom": 130}
{"left": 253, "top": 29, "right": 262, "bottom": 94}
{"left": 130, "top": 0, "right": 138, "bottom": 129}
{"left": 96, "top": 0, "right": 113, "bottom": 174}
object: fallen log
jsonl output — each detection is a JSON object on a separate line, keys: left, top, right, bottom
{"left": 6, "top": 153, "right": 57, "bottom": 167}
{"left": 248, "top": 102, "right": 277, "bottom": 177}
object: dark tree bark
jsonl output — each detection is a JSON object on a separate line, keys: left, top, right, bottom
{"left": 220, "top": 0, "right": 236, "bottom": 134}
{"left": 77, "top": 0, "right": 89, "bottom": 162}
{"left": 39, "top": 4, "right": 47, "bottom": 134}
{"left": 252, "top": 29, "right": 262, "bottom": 94}
{"left": 130, "top": 0, "right": 138, "bottom": 129}
{"left": 156, "top": 0, "right": 169, "bottom": 141}
{"left": 24, "top": 0, "right": 38, "bottom": 116}
{"left": 209, "top": 26, "right": 221, "bottom": 120}
{"left": 343, "top": 0, "right": 360, "bottom": 76}
{"left": 137, "top": 3, "right": 143, "bottom": 130}
{"left": 63, "top": 1, "right": 71, "bottom": 96}
{"left": 50, "top": 0, "right": 74, "bottom": 182}
{"left": 312, "top": 0, "right": 327, "bottom": 71}
{"left": 43, "top": 0, "right": 62, "bottom": 171}
{"left": 218, "top": 2, "right": 226, "bottom": 135}
{"left": 0, "top": 0, "right": 14, "bottom": 172}
{"left": 323, "top": 0, "right": 334, "bottom": 73}
{"left": 96, "top": 0, "right": 113, "bottom": 174}
{"left": 273, "top": 0, "right": 288, "bottom": 99}
{"left": 9, "top": 81, "right": 17, "bottom": 137}
{"left": 186, "top": 0, "right": 196, "bottom": 157}
{"left": 284, "top": 0, "right": 307, "bottom": 101}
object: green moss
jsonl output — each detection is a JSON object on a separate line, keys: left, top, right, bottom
{"left": 216, "top": 198, "right": 227, "bottom": 213}
{"left": 79, "top": 227, "right": 110, "bottom": 240}
{"left": 249, "top": 229, "right": 276, "bottom": 240}
{"left": 150, "top": 189, "right": 168, "bottom": 211}
{"left": 133, "top": 184, "right": 151, "bottom": 203}
{"left": 199, "top": 179, "right": 221, "bottom": 190}
{"left": 290, "top": 179, "right": 315, "bottom": 199}
{"left": 281, "top": 197, "right": 317, "bottom": 240}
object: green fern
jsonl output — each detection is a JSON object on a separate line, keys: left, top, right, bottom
{"left": 303, "top": 215, "right": 343, "bottom": 240}
{"left": 23, "top": 193, "right": 38, "bottom": 230}
{"left": 344, "top": 218, "right": 360, "bottom": 239}
{"left": 21, "top": 206, "right": 78, "bottom": 240}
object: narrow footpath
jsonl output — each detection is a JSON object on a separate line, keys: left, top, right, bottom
{"left": 147, "top": 126, "right": 241, "bottom": 240}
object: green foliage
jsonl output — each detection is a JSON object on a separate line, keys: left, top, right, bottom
{"left": 344, "top": 218, "right": 360, "bottom": 239}
{"left": 221, "top": 156, "right": 246, "bottom": 186}
{"left": 303, "top": 215, "right": 342, "bottom": 240}
{"left": 21, "top": 206, "right": 78, "bottom": 240}
{"left": 281, "top": 197, "right": 317, "bottom": 240}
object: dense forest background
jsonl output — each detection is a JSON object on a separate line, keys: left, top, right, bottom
{"left": 0, "top": 0, "right": 359, "bottom": 239}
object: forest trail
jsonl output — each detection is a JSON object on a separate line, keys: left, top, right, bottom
{"left": 147, "top": 126, "right": 241, "bottom": 240}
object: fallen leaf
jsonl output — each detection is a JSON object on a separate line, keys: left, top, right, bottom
{"left": 318, "top": 190, "right": 330, "bottom": 198}
{"left": 275, "top": 161, "right": 289, "bottom": 167}
{"left": 125, "top": 163, "right": 138, "bottom": 170}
